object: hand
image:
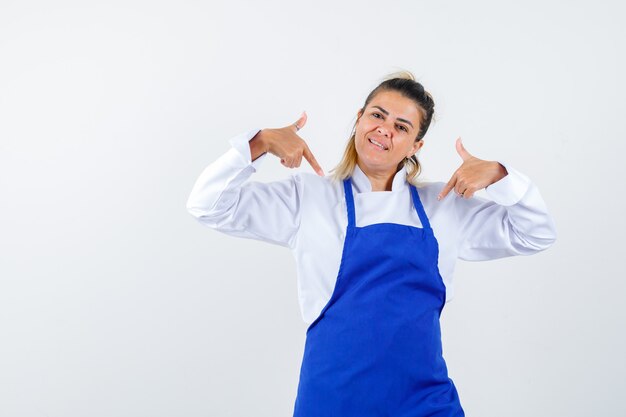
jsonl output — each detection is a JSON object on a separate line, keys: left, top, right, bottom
{"left": 437, "top": 137, "right": 508, "bottom": 200}
{"left": 253, "top": 111, "right": 324, "bottom": 176}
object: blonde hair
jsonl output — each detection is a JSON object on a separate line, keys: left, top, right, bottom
{"left": 329, "top": 70, "right": 435, "bottom": 186}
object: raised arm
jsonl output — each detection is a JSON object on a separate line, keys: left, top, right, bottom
{"left": 438, "top": 137, "right": 557, "bottom": 260}
{"left": 453, "top": 164, "right": 557, "bottom": 260}
{"left": 186, "top": 112, "right": 324, "bottom": 249}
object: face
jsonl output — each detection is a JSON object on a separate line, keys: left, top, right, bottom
{"left": 354, "top": 90, "right": 424, "bottom": 174}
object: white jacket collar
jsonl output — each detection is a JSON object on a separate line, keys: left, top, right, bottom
{"left": 351, "top": 164, "right": 408, "bottom": 193}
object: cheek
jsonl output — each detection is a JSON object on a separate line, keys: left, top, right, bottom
{"left": 356, "top": 119, "right": 374, "bottom": 133}
{"left": 355, "top": 127, "right": 367, "bottom": 145}
{"left": 398, "top": 141, "right": 416, "bottom": 156}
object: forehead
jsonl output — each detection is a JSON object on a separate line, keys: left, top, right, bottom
{"left": 366, "top": 90, "right": 421, "bottom": 124}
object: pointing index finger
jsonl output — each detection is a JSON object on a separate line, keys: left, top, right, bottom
{"left": 303, "top": 144, "right": 324, "bottom": 176}
{"left": 438, "top": 174, "right": 457, "bottom": 201}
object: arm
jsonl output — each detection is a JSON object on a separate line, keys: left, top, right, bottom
{"left": 437, "top": 137, "right": 557, "bottom": 260}
{"left": 455, "top": 163, "right": 557, "bottom": 260}
{"left": 186, "top": 129, "right": 303, "bottom": 249}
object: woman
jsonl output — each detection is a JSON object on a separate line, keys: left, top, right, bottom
{"left": 186, "top": 71, "right": 557, "bottom": 416}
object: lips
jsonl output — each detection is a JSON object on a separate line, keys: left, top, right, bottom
{"left": 368, "top": 137, "right": 389, "bottom": 150}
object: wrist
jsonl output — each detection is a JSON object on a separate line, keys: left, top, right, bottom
{"left": 250, "top": 129, "right": 270, "bottom": 161}
{"left": 492, "top": 161, "right": 508, "bottom": 182}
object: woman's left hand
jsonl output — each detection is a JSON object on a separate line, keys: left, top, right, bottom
{"left": 437, "top": 137, "right": 508, "bottom": 200}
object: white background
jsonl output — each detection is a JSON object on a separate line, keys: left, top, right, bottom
{"left": 1, "top": 1, "right": 624, "bottom": 416}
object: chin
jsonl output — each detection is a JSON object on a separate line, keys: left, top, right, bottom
{"left": 357, "top": 154, "right": 394, "bottom": 173}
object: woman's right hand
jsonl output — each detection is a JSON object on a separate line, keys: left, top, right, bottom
{"left": 250, "top": 111, "right": 324, "bottom": 176}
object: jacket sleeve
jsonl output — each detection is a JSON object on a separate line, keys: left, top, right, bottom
{"left": 186, "top": 129, "right": 303, "bottom": 249}
{"left": 454, "top": 162, "right": 557, "bottom": 261}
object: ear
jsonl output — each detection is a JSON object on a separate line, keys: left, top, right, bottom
{"left": 406, "top": 140, "right": 424, "bottom": 158}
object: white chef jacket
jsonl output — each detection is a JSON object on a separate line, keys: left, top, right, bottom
{"left": 186, "top": 129, "right": 557, "bottom": 325}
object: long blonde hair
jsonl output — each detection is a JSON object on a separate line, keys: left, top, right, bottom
{"left": 329, "top": 70, "right": 435, "bottom": 186}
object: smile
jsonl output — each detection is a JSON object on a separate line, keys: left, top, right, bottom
{"left": 368, "top": 137, "right": 388, "bottom": 151}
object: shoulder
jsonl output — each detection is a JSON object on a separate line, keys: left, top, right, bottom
{"left": 294, "top": 172, "right": 344, "bottom": 199}
{"left": 297, "top": 172, "right": 342, "bottom": 188}
{"left": 411, "top": 180, "right": 460, "bottom": 218}
{"left": 412, "top": 180, "right": 445, "bottom": 201}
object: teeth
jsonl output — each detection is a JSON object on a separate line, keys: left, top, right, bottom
{"left": 369, "top": 138, "right": 387, "bottom": 150}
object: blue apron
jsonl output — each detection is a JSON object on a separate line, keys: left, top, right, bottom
{"left": 292, "top": 178, "right": 465, "bottom": 417}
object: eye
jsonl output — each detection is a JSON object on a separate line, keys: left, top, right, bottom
{"left": 372, "top": 112, "right": 382, "bottom": 118}
{"left": 398, "top": 125, "right": 408, "bottom": 132}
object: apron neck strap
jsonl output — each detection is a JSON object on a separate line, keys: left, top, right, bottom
{"left": 343, "top": 178, "right": 356, "bottom": 228}
{"left": 409, "top": 184, "right": 432, "bottom": 232}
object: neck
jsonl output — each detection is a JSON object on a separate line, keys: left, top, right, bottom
{"left": 357, "top": 161, "right": 396, "bottom": 192}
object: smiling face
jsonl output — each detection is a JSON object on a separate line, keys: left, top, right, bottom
{"left": 354, "top": 89, "right": 424, "bottom": 176}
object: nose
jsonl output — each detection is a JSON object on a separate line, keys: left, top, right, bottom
{"left": 376, "top": 117, "right": 394, "bottom": 136}
{"left": 376, "top": 124, "right": 390, "bottom": 137}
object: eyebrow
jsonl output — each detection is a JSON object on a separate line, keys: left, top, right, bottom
{"left": 372, "top": 106, "right": 414, "bottom": 129}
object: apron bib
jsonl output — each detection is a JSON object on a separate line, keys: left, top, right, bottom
{"left": 293, "top": 178, "right": 465, "bottom": 417}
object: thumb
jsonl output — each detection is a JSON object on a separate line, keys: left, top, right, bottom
{"left": 455, "top": 137, "right": 472, "bottom": 161}
{"left": 293, "top": 110, "right": 307, "bottom": 131}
